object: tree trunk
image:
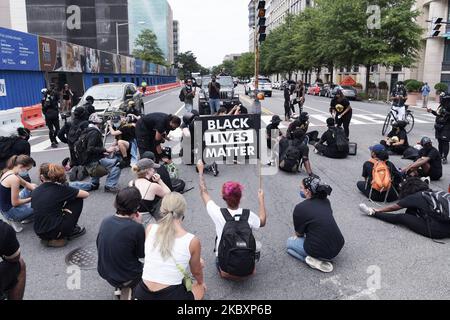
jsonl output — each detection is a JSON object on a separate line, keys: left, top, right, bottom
{"left": 365, "top": 64, "right": 371, "bottom": 96}
{"left": 329, "top": 64, "right": 334, "bottom": 84}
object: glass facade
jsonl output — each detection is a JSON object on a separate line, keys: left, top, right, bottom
{"left": 128, "top": 0, "right": 173, "bottom": 63}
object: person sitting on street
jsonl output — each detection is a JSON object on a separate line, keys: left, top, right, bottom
{"left": 97, "top": 187, "right": 145, "bottom": 298}
{"left": 0, "top": 220, "right": 26, "bottom": 300}
{"left": 279, "top": 128, "right": 313, "bottom": 175}
{"left": 287, "top": 175, "right": 344, "bottom": 273}
{"left": 0, "top": 155, "right": 36, "bottom": 233}
{"left": 287, "top": 112, "right": 318, "bottom": 144}
{"left": 360, "top": 177, "right": 450, "bottom": 240}
{"left": 108, "top": 115, "right": 137, "bottom": 169}
{"left": 129, "top": 159, "right": 171, "bottom": 221}
{"left": 31, "top": 163, "right": 89, "bottom": 247}
{"left": 356, "top": 144, "right": 402, "bottom": 203}
{"left": 0, "top": 128, "right": 31, "bottom": 176}
{"left": 197, "top": 160, "right": 267, "bottom": 281}
{"left": 133, "top": 192, "right": 206, "bottom": 300}
{"left": 380, "top": 121, "right": 409, "bottom": 155}
{"left": 314, "top": 118, "right": 349, "bottom": 159}
{"left": 401, "top": 137, "right": 442, "bottom": 181}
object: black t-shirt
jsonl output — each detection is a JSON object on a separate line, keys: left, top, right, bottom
{"left": 11, "top": 139, "right": 31, "bottom": 157}
{"left": 280, "top": 137, "right": 309, "bottom": 160}
{"left": 97, "top": 216, "right": 145, "bottom": 287}
{"left": 266, "top": 123, "right": 281, "bottom": 143}
{"left": 319, "top": 129, "right": 339, "bottom": 150}
{"left": 157, "top": 166, "right": 173, "bottom": 191}
{"left": 208, "top": 82, "right": 221, "bottom": 99}
{"left": 397, "top": 192, "right": 434, "bottom": 218}
{"left": 141, "top": 113, "right": 171, "bottom": 135}
{"left": 116, "top": 123, "right": 136, "bottom": 142}
{"left": 387, "top": 128, "right": 409, "bottom": 146}
{"left": 419, "top": 147, "right": 442, "bottom": 179}
{"left": 31, "top": 183, "right": 79, "bottom": 235}
{"left": 0, "top": 220, "right": 19, "bottom": 261}
{"left": 362, "top": 160, "right": 402, "bottom": 187}
{"left": 293, "top": 198, "right": 345, "bottom": 260}
{"left": 330, "top": 98, "right": 350, "bottom": 115}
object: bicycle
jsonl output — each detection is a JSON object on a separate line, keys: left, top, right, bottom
{"left": 381, "top": 102, "right": 415, "bottom": 136}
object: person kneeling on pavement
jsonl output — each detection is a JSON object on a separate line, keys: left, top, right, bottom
{"left": 360, "top": 177, "right": 450, "bottom": 240}
{"left": 97, "top": 187, "right": 145, "bottom": 296}
{"left": 197, "top": 160, "right": 267, "bottom": 281}
{"left": 108, "top": 115, "right": 137, "bottom": 169}
{"left": 401, "top": 137, "right": 442, "bottom": 181}
{"left": 287, "top": 112, "right": 319, "bottom": 144}
{"left": 75, "top": 113, "right": 122, "bottom": 193}
{"left": 279, "top": 128, "right": 313, "bottom": 175}
{"left": 357, "top": 144, "right": 402, "bottom": 203}
{"left": 380, "top": 121, "right": 409, "bottom": 155}
{"left": 287, "top": 175, "right": 345, "bottom": 273}
{"left": 31, "top": 163, "right": 89, "bottom": 247}
{"left": 314, "top": 118, "right": 349, "bottom": 159}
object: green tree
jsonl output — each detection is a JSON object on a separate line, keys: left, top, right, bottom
{"left": 175, "top": 51, "right": 203, "bottom": 80}
{"left": 132, "top": 29, "right": 167, "bottom": 66}
{"left": 235, "top": 52, "right": 255, "bottom": 79}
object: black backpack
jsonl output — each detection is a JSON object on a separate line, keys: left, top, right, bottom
{"left": 179, "top": 88, "right": 186, "bottom": 102}
{"left": 0, "top": 136, "right": 20, "bottom": 165}
{"left": 280, "top": 141, "right": 302, "bottom": 172}
{"left": 67, "top": 121, "right": 88, "bottom": 146}
{"left": 73, "top": 128, "right": 96, "bottom": 166}
{"left": 331, "top": 127, "right": 349, "bottom": 152}
{"left": 218, "top": 208, "right": 256, "bottom": 277}
{"left": 421, "top": 191, "right": 450, "bottom": 222}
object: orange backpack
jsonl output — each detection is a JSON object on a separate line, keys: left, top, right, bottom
{"left": 369, "top": 159, "right": 392, "bottom": 192}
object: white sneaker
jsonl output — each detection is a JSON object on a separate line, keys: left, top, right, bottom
{"left": 305, "top": 256, "right": 334, "bottom": 273}
{"left": 9, "top": 220, "right": 24, "bottom": 233}
{"left": 420, "top": 176, "right": 430, "bottom": 185}
{"left": 359, "top": 203, "right": 376, "bottom": 216}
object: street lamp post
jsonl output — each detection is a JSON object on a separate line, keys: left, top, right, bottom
{"left": 116, "top": 21, "right": 146, "bottom": 55}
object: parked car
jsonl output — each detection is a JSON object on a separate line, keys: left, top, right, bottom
{"left": 307, "top": 83, "right": 323, "bottom": 96}
{"left": 73, "top": 83, "right": 144, "bottom": 117}
{"left": 272, "top": 82, "right": 280, "bottom": 90}
{"left": 320, "top": 84, "right": 337, "bottom": 98}
{"left": 245, "top": 77, "right": 273, "bottom": 97}
{"left": 330, "top": 85, "right": 358, "bottom": 100}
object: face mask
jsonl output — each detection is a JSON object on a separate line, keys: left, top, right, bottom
{"left": 113, "top": 122, "right": 121, "bottom": 129}
{"left": 19, "top": 170, "right": 29, "bottom": 178}
{"left": 300, "top": 191, "right": 306, "bottom": 199}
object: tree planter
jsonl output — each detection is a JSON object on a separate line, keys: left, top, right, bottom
{"left": 406, "top": 92, "right": 420, "bottom": 106}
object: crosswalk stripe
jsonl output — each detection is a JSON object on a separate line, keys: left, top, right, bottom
{"left": 310, "top": 115, "right": 329, "bottom": 123}
{"left": 352, "top": 114, "right": 385, "bottom": 124}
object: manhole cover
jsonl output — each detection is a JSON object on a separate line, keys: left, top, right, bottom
{"left": 65, "top": 245, "right": 98, "bottom": 270}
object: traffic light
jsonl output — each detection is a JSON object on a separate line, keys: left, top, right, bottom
{"left": 431, "top": 17, "right": 443, "bottom": 37}
{"left": 257, "top": 1, "right": 266, "bottom": 43}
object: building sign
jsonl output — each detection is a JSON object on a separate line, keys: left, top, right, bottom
{"left": 0, "top": 79, "right": 6, "bottom": 97}
{"left": 194, "top": 114, "right": 261, "bottom": 164}
{"left": 0, "top": 28, "right": 39, "bottom": 71}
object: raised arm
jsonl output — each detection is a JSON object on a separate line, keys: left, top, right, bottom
{"left": 197, "top": 160, "right": 211, "bottom": 205}
{"left": 258, "top": 189, "right": 267, "bottom": 227}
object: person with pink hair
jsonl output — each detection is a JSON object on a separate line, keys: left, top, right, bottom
{"left": 197, "top": 160, "right": 267, "bottom": 281}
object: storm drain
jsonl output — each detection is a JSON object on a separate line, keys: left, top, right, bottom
{"left": 65, "top": 245, "right": 98, "bottom": 270}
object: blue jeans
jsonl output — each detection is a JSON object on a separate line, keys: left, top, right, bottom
{"left": 130, "top": 139, "right": 139, "bottom": 166}
{"left": 286, "top": 236, "right": 308, "bottom": 262}
{"left": 91, "top": 158, "right": 121, "bottom": 188}
{"left": 184, "top": 103, "right": 193, "bottom": 113}
{"left": 3, "top": 189, "right": 34, "bottom": 222}
{"left": 209, "top": 99, "right": 221, "bottom": 114}
{"left": 69, "top": 181, "right": 93, "bottom": 192}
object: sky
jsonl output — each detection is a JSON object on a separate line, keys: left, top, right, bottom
{"left": 167, "top": 0, "right": 249, "bottom": 67}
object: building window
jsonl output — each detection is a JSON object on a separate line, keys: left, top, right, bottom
{"left": 444, "top": 39, "right": 450, "bottom": 62}
{"left": 122, "top": 77, "right": 127, "bottom": 82}
{"left": 131, "top": 77, "right": 135, "bottom": 84}
{"left": 371, "top": 65, "right": 379, "bottom": 73}
{"left": 393, "top": 65, "right": 402, "bottom": 72}
{"left": 353, "top": 66, "right": 359, "bottom": 73}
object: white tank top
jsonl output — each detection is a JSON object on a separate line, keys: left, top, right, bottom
{"left": 142, "top": 224, "right": 195, "bottom": 285}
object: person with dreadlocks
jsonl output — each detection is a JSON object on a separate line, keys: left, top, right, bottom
{"left": 359, "top": 177, "right": 450, "bottom": 240}
{"left": 287, "top": 175, "right": 345, "bottom": 273}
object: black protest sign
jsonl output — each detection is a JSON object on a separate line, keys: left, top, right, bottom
{"left": 193, "top": 114, "right": 261, "bottom": 164}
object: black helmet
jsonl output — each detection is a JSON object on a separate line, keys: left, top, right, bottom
{"left": 86, "top": 96, "right": 94, "bottom": 102}
{"left": 73, "top": 107, "right": 86, "bottom": 119}
{"left": 299, "top": 112, "right": 309, "bottom": 122}
{"left": 420, "top": 136, "right": 432, "bottom": 146}
{"left": 271, "top": 115, "right": 282, "bottom": 124}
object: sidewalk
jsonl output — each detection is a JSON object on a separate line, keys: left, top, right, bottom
{"left": 363, "top": 98, "right": 440, "bottom": 111}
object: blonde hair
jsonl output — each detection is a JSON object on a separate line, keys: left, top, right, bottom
{"left": 132, "top": 164, "right": 151, "bottom": 179}
{"left": 154, "top": 192, "right": 187, "bottom": 260}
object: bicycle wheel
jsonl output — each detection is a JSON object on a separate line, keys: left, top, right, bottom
{"left": 405, "top": 112, "right": 415, "bottom": 133}
{"left": 382, "top": 113, "right": 391, "bottom": 136}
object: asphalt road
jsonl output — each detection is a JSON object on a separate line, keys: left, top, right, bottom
{"left": 21, "top": 86, "right": 450, "bottom": 300}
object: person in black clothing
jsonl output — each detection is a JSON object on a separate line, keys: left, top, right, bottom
{"left": 380, "top": 121, "right": 409, "bottom": 155}
{"left": 293, "top": 80, "right": 306, "bottom": 115}
{"left": 97, "top": 187, "right": 145, "bottom": 293}
{"left": 0, "top": 128, "right": 31, "bottom": 171}
{"left": 0, "top": 221, "right": 26, "bottom": 300}
{"left": 287, "top": 175, "right": 344, "bottom": 273}
{"left": 141, "top": 151, "right": 173, "bottom": 191}
{"left": 41, "top": 87, "right": 60, "bottom": 148}
{"left": 60, "top": 84, "right": 74, "bottom": 113}
{"left": 82, "top": 96, "right": 96, "bottom": 118}
{"left": 287, "top": 112, "right": 319, "bottom": 143}
{"left": 428, "top": 94, "right": 450, "bottom": 164}
{"left": 402, "top": 137, "right": 442, "bottom": 181}
{"left": 108, "top": 115, "right": 136, "bottom": 168}
{"left": 279, "top": 128, "right": 313, "bottom": 175}
{"left": 125, "top": 101, "right": 142, "bottom": 122}
{"left": 266, "top": 115, "right": 283, "bottom": 166}
{"left": 357, "top": 144, "right": 402, "bottom": 202}
{"left": 314, "top": 118, "right": 348, "bottom": 159}
{"left": 360, "top": 177, "right": 450, "bottom": 239}
{"left": 283, "top": 83, "right": 292, "bottom": 121}
{"left": 135, "top": 113, "right": 181, "bottom": 161}
{"left": 58, "top": 107, "right": 89, "bottom": 167}
{"left": 31, "top": 163, "right": 89, "bottom": 247}
{"left": 330, "top": 89, "right": 352, "bottom": 138}
{"left": 208, "top": 75, "right": 221, "bottom": 115}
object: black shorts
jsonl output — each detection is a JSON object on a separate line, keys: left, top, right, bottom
{"left": 133, "top": 280, "right": 194, "bottom": 300}
{"left": 0, "top": 261, "right": 20, "bottom": 293}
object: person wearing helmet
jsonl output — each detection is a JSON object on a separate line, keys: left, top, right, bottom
{"left": 427, "top": 94, "right": 450, "bottom": 164}
{"left": 390, "top": 81, "right": 407, "bottom": 121}
{"left": 401, "top": 137, "right": 442, "bottom": 181}
{"left": 107, "top": 115, "right": 136, "bottom": 169}
{"left": 381, "top": 120, "right": 409, "bottom": 155}
{"left": 330, "top": 89, "right": 352, "bottom": 138}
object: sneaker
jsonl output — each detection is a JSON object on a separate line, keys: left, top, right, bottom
{"left": 420, "top": 176, "right": 431, "bottom": 185}
{"left": 118, "top": 159, "right": 130, "bottom": 169}
{"left": 91, "top": 184, "right": 100, "bottom": 191}
{"left": 305, "top": 256, "right": 334, "bottom": 273}
{"left": 67, "top": 225, "right": 86, "bottom": 241}
{"left": 105, "top": 186, "right": 120, "bottom": 194}
{"left": 9, "top": 220, "right": 24, "bottom": 233}
{"left": 313, "top": 148, "right": 319, "bottom": 154}
{"left": 443, "top": 158, "right": 448, "bottom": 165}
{"left": 210, "top": 162, "right": 219, "bottom": 177}
{"left": 51, "top": 143, "right": 58, "bottom": 148}
{"left": 21, "top": 218, "right": 34, "bottom": 224}
{"left": 359, "top": 203, "right": 376, "bottom": 216}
